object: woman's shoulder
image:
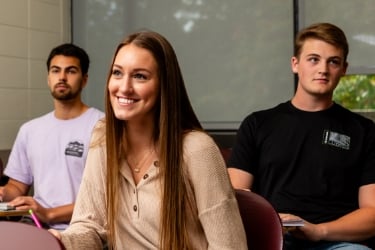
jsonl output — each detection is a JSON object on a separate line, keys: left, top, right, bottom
{"left": 90, "top": 120, "right": 106, "bottom": 146}
{"left": 184, "top": 130, "right": 214, "bottom": 143}
{"left": 183, "top": 130, "right": 218, "bottom": 152}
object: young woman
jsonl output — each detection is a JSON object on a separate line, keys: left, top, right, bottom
{"left": 51, "top": 31, "right": 247, "bottom": 249}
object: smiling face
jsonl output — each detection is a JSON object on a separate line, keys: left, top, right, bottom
{"left": 108, "top": 44, "right": 160, "bottom": 123}
{"left": 291, "top": 38, "right": 347, "bottom": 99}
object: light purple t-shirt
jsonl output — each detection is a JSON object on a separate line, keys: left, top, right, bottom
{"left": 5, "top": 107, "right": 104, "bottom": 230}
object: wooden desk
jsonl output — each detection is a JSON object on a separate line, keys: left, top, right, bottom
{"left": 0, "top": 209, "right": 29, "bottom": 217}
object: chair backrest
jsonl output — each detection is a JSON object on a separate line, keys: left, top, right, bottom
{"left": 0, "top": 157, "right": 3, "bottom": 177}
{"left": 235, "top": 189, "right": 283, "bottom": 250}
{"left": 219, "top": 147, "right": 232, "bottom": 166}
{"left": 0, "top": 221, "right": 64, "bottom": 250}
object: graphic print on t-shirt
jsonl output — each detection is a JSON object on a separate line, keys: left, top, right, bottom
{"left": 322, "top": 130, "right": 350, "bottom": 150}
{"left": 65, "top": 141, "right": 84, "bottom": 157}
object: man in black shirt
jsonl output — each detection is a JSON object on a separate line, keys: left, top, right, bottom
{"left": 228, "top": 23, "right": 375, "bottom": 250}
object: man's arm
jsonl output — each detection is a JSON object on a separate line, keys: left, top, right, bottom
{"left": 320, "top": 183, "right": 375, "bottom": 241}
{"left": 38, "top": 203, "right": 74, "bottom": 224}
{"left": 284, "top": 183, "right": 375, "bottom": 242}
{"left": 0, "top": 178, "right": 73, "bottom": 224}
{"left": 227, "top": 167, "right": 254, "bottom": 190}
{"left": 0, "top": 178, "right": 29, "bottom": 201}
{"left": 8, "top": 196, "right": 74, "bottom": 224}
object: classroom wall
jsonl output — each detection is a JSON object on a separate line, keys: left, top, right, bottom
{"left": 0, "top": 0, "right": 71, "bottom": 160}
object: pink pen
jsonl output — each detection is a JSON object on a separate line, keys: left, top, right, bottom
{"left": 29, "top": 209, "right": 42, "bottom": 228}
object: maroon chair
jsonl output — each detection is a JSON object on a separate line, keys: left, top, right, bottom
{"left": 0, "top": 221, "right": 64, "bottom": 249}
{"left": 219, "top": 147, "right": 232, "bottom": 166}
{"left": 235, "top": 189, "right": 283, "bottom": 250}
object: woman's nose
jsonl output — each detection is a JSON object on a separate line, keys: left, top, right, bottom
{"left": 119, "top": 77, "right": 133, "bottom": 93}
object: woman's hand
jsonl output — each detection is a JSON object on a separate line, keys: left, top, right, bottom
{"left": 48, "top": 228, "right": 62, "bottom": 241}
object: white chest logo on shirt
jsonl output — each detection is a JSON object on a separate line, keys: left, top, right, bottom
{"left": 322, "top": 130, "right": 350, "bottom": 150}
{"left": 65, "top": 141, "right": 84, "bottom": 157}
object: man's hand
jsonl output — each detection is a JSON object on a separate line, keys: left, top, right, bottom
{"left": 8, "top": 196, "right": 49, "bottom": 222}
{"left": 0, "top": 186, "right": 6, "bottom": 202}
{"left": 279, "top": 213, "right": 325, "bottom": 242}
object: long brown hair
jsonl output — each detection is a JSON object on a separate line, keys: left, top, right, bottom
{"left": 104, "top": 31, "right": 202, "bottom": 249}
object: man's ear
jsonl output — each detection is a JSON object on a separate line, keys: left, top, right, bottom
{"left": 82, "top": 74, "right": 88, "bottom": 88}
{"left": 342, "top": 62, "right": 348, "bottom": 76}
{"left": 291, "top": 56, "right": 299, "bottom": 74}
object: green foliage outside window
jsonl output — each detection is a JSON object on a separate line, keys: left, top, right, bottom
{"left": 333, "top": 75, "right": 375, "bottom": 110}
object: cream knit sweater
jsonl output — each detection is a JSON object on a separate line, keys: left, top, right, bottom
{"left": 61, "top": 129, "right": 247, "bottom": 249}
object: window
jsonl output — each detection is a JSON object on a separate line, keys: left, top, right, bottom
{"left": 297, "top": 0, "right": 375, "bottom": 115}
{"left": 73, "top": 0, "right": 375, "bottom": 131}
{"left": 334, "top": 75, "right": 375, "bottom": 110}
{"left": 73, "top": 0, "right": 294, "bottom": 130}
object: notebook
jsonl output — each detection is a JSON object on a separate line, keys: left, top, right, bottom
{"left": 0, "top": 202, "right": 15, "bottom": 211}
{"left": 282, "top": 219, "right": 304, "bottom": 227}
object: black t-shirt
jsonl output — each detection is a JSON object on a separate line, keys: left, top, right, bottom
{"left": 229, "top": 101, "right": 375, "bottom": 223}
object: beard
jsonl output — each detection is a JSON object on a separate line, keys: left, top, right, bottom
{"left": 51, "top": 83, "right": 82, "bottom": 101}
